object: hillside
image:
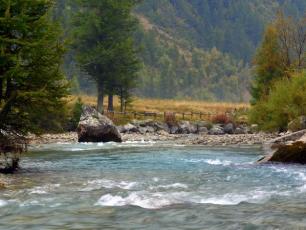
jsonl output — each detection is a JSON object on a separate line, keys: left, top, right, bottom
{"left": 136, "top": 0, "right": 306, "bottom": 62}
{"left": 132, "top": 0, "right": 305, "bottom": 102}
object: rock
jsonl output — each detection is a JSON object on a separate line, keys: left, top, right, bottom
{"left": 259, "top": 129, "right": 306, "bottom": 164}
{"left": 224, "top": 123, "right": 234, "bottom": 134}
{"left": 169, "top": 125, "right": 179, "bottom": 134}
{"left": 117, "top": 126, "right": 124, "bottom": 133}
{"left": 77, "top": 106, "right": 122, "bottom": 143}
{"left": 198, "top": 126, "right": 208, "bottom": 134}
{"left": 234, "top": 125, "right": 248, "bottom": 134}
{"left": 154, "top": 122, "right": 170, "bottom": 133}
{"left": 288, "top": 116, "right": 306, "bottom": 132}
{"left": 146, "top": 126, "right": 156, "bottom": 133}
{"left": 138, "top": 127, "right": 148, "bottom": 134}
{"left": 177, "top": 121, "right": 197, "bottom": 134}
{"left": 208, "top": 125, "right": 225, "bottom": 135}
{"left": 122, "top": 123, "right": 138, "bottom": 133}
{"left": 267, "top": 141, "right": 306, "bottom": 164}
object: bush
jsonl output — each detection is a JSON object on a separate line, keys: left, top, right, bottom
{"left": 211, "top": 114, "right": 231, "bottom": 124}
{"left": 67, "top": 98, "right": 83, "bottom": 131}
{"left": 249, "top": 71, "right": 306, "bottom": 131}
{"left": 164, "top": 112, "right": 177, "bottom": 126}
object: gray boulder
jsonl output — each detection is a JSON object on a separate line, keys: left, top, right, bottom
{"left": 154, "top": 122, "right": 170, "bottom": 133}
{"left": 122, "top": 123, "right": 138, "bottom": 133}
{"left": 208, "top": 125, "right": 225, "bottom": 135}
{"left": 169, "top": 125, "right": 179, "bottom": 134}
{"left": 77, "top": 106, "right": 122, "bottom": 143}
{"left": 234, "top": 125, "right": 249, "bottom": 134}
{"left": 224, "top": 123, "right": 235, "bottom": 134}
{"left": 177, "top": 121, "right": 197, "bottom": 134}
{"left": 198, "top": 126, "right": 208, "bottom": 134}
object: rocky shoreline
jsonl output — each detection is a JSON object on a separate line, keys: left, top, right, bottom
{"left": 28, "top": 131, "right": 278, "bottom": 147}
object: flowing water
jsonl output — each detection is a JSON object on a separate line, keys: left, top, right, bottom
{"left": 1, "top": 141, "right": 306, "bottom": 229}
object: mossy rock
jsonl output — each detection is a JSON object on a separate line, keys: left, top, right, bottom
{"left": 269, "top": 141, "right": 306, "bottom": 164}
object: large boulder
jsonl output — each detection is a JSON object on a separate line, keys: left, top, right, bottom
{"left": 77, "top": 106, "right": 122, "bottom": 143}
{"left": 258, "top": 130, "right": 306, "bottom": 164}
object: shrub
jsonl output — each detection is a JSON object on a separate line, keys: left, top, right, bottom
{"left": 211, "top": 114, "right": 231, "bottom": 124}
{"left": 68, "top": 98, "right": 83, "bottom": 131}
{"left": 249, "top": 71, "right": 306, "bottom": 131}
{"left": 164, "top": 112, "right": 177, "bottom": 126}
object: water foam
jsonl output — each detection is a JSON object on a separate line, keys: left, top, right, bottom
{"left": 95, "top": 191, "right": 187, "bottom": 209}
{"left": 186, "top": 158, "right": 233, "bottom": 166}
{"left": 0, "top": 200, "right": 7, "bottom": 207}
{"left": 81, "top": 179, "right": 138, "bottom": 192}
{"left": 150, "top": 183, "right": 188, "bottom": 190}
{"left": 29, "top": 184, "right": 60, "bottom": 194}
{"left": 204, "top": 159, "right": 232, "bottom": 166}
{"left": 95, "top": 189, "right": 280, "bottom": 209}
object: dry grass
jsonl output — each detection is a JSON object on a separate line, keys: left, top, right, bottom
{"left": 69, "top": 95, "right": 249, "bottom": 114}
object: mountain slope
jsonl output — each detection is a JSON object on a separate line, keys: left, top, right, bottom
{"left": 136, "top": 0, "right": 306, "bottom": 61}
{"left": 133, "top": 0, "right": 305, "bottom": 101}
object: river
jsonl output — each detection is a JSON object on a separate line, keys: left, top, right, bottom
{"left": 0, "top": 141, "right": 306, "bottom": 229}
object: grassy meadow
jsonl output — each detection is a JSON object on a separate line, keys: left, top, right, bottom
{"left": 68, "top": 95, "right": 250, "bottom": 125}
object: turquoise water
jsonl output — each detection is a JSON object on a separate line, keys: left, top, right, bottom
{"left": 1, "top": 141, "right": 306, "bottom": 229}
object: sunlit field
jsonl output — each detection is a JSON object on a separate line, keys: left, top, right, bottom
{"left": 68, "top": 95, "right": 249, "bottom": 114}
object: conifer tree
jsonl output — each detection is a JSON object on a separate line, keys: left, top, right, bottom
{"left": 0, "top": 0, "right": 69, "bottom": 136}
{"left": 73, "top": 0, "right": 140, "bottom": 113}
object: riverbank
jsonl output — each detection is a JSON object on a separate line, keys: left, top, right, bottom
{"left": 28, "top": 132, "right": 278, "bottom": 147}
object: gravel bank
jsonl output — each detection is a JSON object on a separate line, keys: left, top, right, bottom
{"left": 29, "top": 132, "right": 277, "bottom": 147}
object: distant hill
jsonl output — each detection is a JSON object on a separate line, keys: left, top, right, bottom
{"left": 136, "top": 0, "right": 306, "bottom": 62}
{"left": 133, "top": 0, "right": 306, "bottom": 102}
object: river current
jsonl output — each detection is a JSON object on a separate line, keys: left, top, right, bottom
{"left": 1, "top": 141, "right": 306, "bottom": 229}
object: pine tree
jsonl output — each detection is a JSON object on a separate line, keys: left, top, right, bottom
{"left": 0, "top": 0, "right": 69, "bottom": 136}
{"left": 73, "top": 0, "right": 140, "bottom": 113}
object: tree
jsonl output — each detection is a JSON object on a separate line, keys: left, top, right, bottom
{"left": 251, "top": 25, "right": 284, "bottom": 103}
{"left": 73, "top": 0, "right": 140, "bottom": 113}
{"left": 251, "top": 13, "right": 306, "bottom": 103}
{"left": 0, "top": 1, "right": 68, "bottom": 140}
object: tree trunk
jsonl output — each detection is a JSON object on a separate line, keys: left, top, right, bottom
{"left": 97, "top": 84, "right": 104, "bottom": 114}
{"left": 108, "top": 92, "right": 114, "bottom": 112}
{"left": 5, "top": 78, "right": 12, "bottom": 99}
{"left": 0, "top": 78, "right": 3, "bottom": 102}
{"left": 120, "top": 87, "right": 124, "bottom": 112}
